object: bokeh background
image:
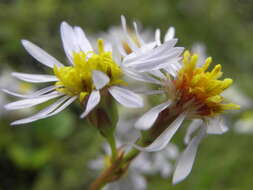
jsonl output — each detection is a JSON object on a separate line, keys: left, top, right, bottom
{"left": 1, "top": 0, "right": 253, "bottom": 189}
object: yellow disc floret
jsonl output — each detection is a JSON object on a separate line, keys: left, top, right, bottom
{"left": 53, "top": 39, "right": 124, "bottom": 102}
{"left": 174, "top": 51, "right": 240, "bottom": 117}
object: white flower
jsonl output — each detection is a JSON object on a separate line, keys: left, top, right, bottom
{"left": 132, "top": 50, "right": 240, "bottom": 184}
{"left": 117, "top": 15, "right": 184, "bottom": 83}
{"left": 3, "top": 21, "right": 152, "bottom": 125}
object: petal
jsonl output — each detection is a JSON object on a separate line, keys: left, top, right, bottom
{"left": 172, "top": 127, "right": 206, "bottom": 184}
{"left": 133, "top": 21, "right": 145, "bottom": 46}
{"left": 164, "top": 27, "right": 175, "bottom": 42}
{"left": 133, "top": 112, "right": 186, "bottom": 152}
{"left": 73, "top": 26, "right": 93, "bottom": 53}
{"left": 46, "top": 96, "right": 77, "bottom": 117}
{"left": 12, "top": 72, "right": 58, "bottom": 83}
{"left": 109, "top": 86, "right": 143, "bottom": 108}
{"left": 130, "top": 48, "right": 184, "bottom": 72}
{"left": 11, "top": 96, "right": 70, "bottom": 125}
{"left": 21, "top": 40, "right": 63, "bottom": 68}
{"left": 206, "top": 117, "right": 228, "bottom": 134}
{"left": 135, "top": 101, "right": 171, "bottom": 130}
{"left": 123, "top": 69, "right": 161, "bottom": 85}
{"left": 60, "top": 21, "right": 79, "bottom": 63}
{"left": 123, "top": 39, "right": 178, "bottom": 65}
{"left": 4, "top": 91, "right": 63, "bottom": 110}
{"left": 2, "top": 85, "right": 58, "bottom": 98}
{"left": 184, "top": 119, "right": 202, "bottom": 145}
{"left": 80, "top": 90, "right": 100, "bottom": 118}
{"left": 92, "top": 70, "right": 110, "bottom": 90}
{"left": 155, "top": 29, "right": 161, "bottom": 46}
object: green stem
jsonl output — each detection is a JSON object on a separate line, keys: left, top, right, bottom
{"left": 107, "top": 134, "right": 117, "bottom": 161}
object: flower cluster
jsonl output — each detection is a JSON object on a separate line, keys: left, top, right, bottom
{"left": 3, "top": 15, "right": 240, "bottom": 189}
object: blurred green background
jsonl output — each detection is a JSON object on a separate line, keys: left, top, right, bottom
{"left": 0, "top": 0, "right": 253, "bottom": 189}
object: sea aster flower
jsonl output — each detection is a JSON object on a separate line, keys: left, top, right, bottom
{"left": 116, "top": 16, "right": 184, "bottom": 83}
{"left": 133, "top": 50, "right": 240, "bottom": 184}
{"left": 3, "top": 21, "right": 156, "bottom": 125}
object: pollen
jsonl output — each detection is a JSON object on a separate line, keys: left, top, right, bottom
{"left": 173, "top": 51, "right": 240, "bottom": 117}
{"left": 53, "top": 39, "right": 124, "bottom": 102}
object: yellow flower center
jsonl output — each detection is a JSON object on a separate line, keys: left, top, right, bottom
{"left": 53, "top": 39, "right": 124, "bottom": 102}
{"left": 173, "top": 51, "right": 240, "bottom": 117}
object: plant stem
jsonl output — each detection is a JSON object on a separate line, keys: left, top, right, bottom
{"left": 107, "top": 134, "right": 117, "bottom": 161}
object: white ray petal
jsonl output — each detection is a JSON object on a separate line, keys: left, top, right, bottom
{"left": 164, "top": 27, "right": 175, "bottom": 42}
{"left": 21, "top": 40, "right": 63, "bottom": 68}
{"left": 60, "top": 21, "right": 79, "bottom": 63}
{"left": 109, "top": 86, "right": 143, "bottom": 108}
{"left": 80, "top": 90, "right": 100, "bottom": 118}
{"left": 130, "top": 49, "right": 183, "bottom": 72}
{"left": 92, "top": 70, "right": 110, "bottom": 90}
{"left": 173, "top": 127, "right": 206, "bottom": 184}
{"left": 133, "top": 21, "right": 145, "bottom": 46}
{"left": 123, "top": 69, "right": 161, "bottom": 84}
{"left": 206, "top": 117, "right": 228, "bottom": 134}
{"left": 133, "top": 112, "right": 186, "bottom": 152}
{"left": 135, "top": 101, "right": 172, "bottom": 130}
{"left": 155, "top": 29, "right": 161, "bottom": 46}
{"left": 2, "top": 85, "right": 58, "bottom": 98}
{"left": 184, "top": 119, "right": 202, "bottom": 145}
{"left": 123, "top": 39, "right": 178, "bottom": 64}
{"left": 11, "top": 96, "right": 70, "bottom": 125}
{"left": 5, "top": 91, "right": 63, "bottom": 110}
{"left": 12, "top": 72, "right": 58, "bottom": 83}
{"left": 74, "top": 26, "right": 93, "bottom": 53}
{"left": 46, "top": 96, "right": 77, "bottom": 117}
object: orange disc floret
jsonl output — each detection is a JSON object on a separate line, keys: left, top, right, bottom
{"left": 174, "top": 51, "right": 240, "bottom": 117}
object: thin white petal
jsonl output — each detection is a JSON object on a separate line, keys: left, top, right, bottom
{"left": 21, "top": 40, "right": 63, "bottom": 68}
{"left": 135, "top": 101, "right": 171, "bottom": 130}
{"left": 60, "top": 21, "right": 79, "bottom": 63}
{"left": 164, "top": 27, "right": 175, "bottom": 42}
{"left": 92, "top": 70, "right": 110, "bottom": 90}
{"left": 206, "top": 117, "right": 228, "bottom": 134}
{"left": 133, "top": 21, "right": 145, "bottom": 46}
{"left": 123, "top": 69, "right": 161, "bottom": 84}
{"left": 5, "top": 91, "right": 62, "bottom": 110}
{"left": 184, "top": 119, "right": 202, "bottom": 145}
{"left": 12, "top": 72, "right": 58, "bottom": 83}
{"left": 172, "top": 127, "right": 206, "bottom": 184}
{"left": 123, "top": 39, "right": 178, "bottom": 65}
{"left": 2, "top": 85, "right": 58, "bottom": 98}
{"left": 80, "top": 90, "right": 100, "bottom": 118}
{"left": 131, "top": 49, "right": 183, "bottom": 72}
{"left": 11, "top": 96, "right": 70, "bottom": 125}
{"left": 74, "top": 26, "right": 93, "bottom": 53}
{"left": 46, "top": 96, "right": 77, "bottom": 117}
{"left": 109, "top": 86, "right": 143, "bottom": 108}
{"left": 133, "top": 112, "right": 186, "bottom": 152}
{"left": 155, "top": 29, "right": 161, "bottom": 46}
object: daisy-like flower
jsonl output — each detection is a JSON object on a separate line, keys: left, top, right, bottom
{"left": 115, "top": 16, "right": 184, "bottom": 84}
{"left": 3, "top": 21, "right": 160, "bottom": 125}
{"left": 133, "top": 50, "right": 240, "bottom": 184}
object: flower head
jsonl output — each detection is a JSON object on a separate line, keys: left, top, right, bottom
{"left": 133, "top": 50, "right": 240, "bottom": 184}
{"left": 4, "top": 21, "right": 146, "bottom": 125}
